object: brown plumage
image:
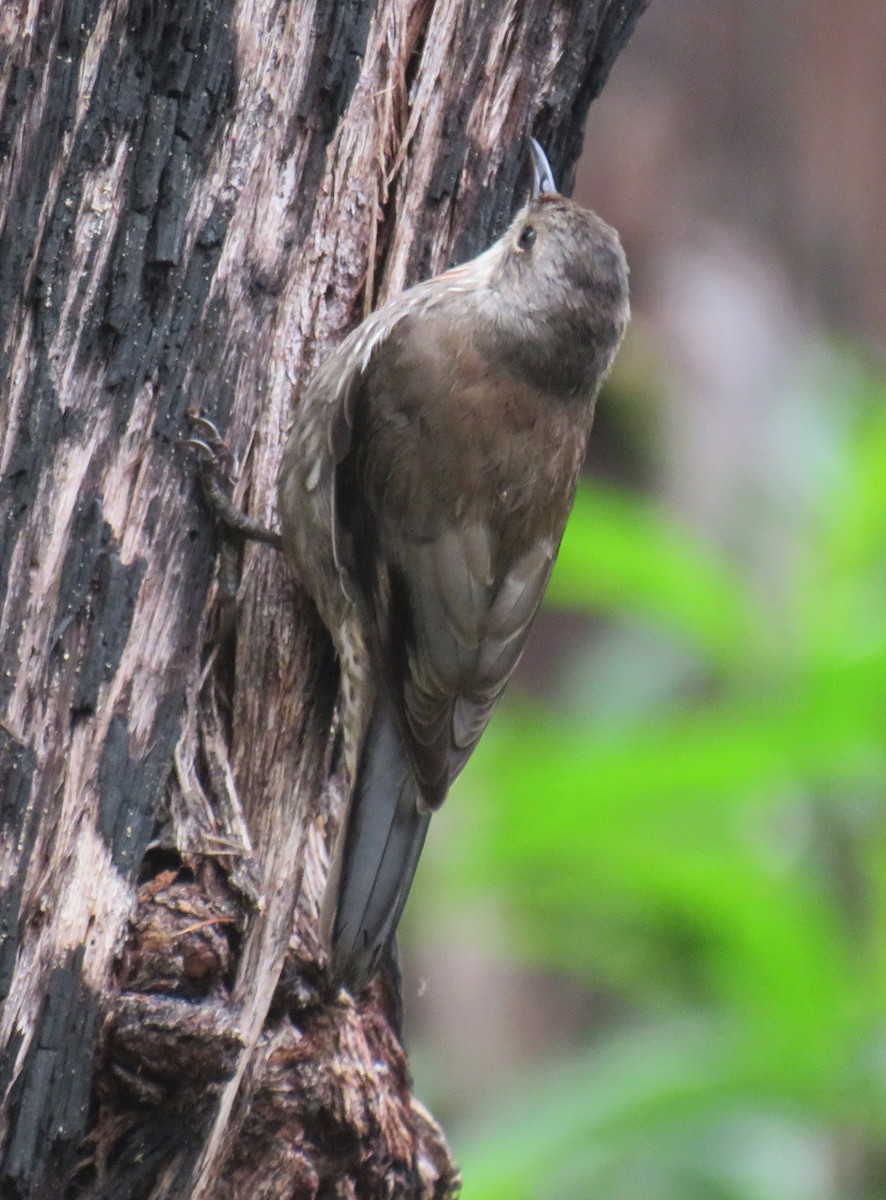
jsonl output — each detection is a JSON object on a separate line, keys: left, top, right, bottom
{"left": 277, "top": 141, "right": 630, "bottom": 990}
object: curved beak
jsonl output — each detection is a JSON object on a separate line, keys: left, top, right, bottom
{"left": 529, "top": 137, "right": 558, "bottom": 198}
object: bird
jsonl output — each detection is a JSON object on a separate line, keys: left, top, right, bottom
{"left": 273, "top": 138, "right": 629, "bottom": 992}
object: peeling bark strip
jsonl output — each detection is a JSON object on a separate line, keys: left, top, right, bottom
{"left": 0, "top": 1, "right": 649, "bottom": 1196}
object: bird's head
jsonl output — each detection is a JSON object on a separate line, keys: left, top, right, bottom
{"left": 478, "top": 139, "right": 630, "bottom": 399}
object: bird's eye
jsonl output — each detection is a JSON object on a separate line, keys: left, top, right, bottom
{"left": 516, "top": 225, "right": 536, "bottom": 251}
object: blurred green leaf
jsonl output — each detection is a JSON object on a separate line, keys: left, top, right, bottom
{"left": 798, "top": 398, "right": 886, "bottom": 663}
{"left": 454, "top": 1019, "right": 882, "bottom": 1200}
{"left": 548, "top": 482, "right": 763, "bottom": 670}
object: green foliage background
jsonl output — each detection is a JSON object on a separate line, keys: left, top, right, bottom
{"left": 421, "top": 355, "right": 886, "bottom": 1199}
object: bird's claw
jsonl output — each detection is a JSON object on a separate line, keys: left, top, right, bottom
{"left": 183, "top": 410, "right": 238, "bottom": 484}
{"left": 186, "top": 411, "right": 225, "bottom": 443}
{"left": 181, "top": 436, "right": 220, "bottom": 463}
{"left": 182, "top": 409, "right": 283, "bottom": 552}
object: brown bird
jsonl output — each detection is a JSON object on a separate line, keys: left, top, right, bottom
{"left": 274, "top": 140, "right": 629, "bottom": 991}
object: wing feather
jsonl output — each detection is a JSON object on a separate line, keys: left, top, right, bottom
{"left": 327, "top": 305, "right": 574, "bottom": 812}
{"left": 380, "top": 522, "right": 556, "bottom": 808}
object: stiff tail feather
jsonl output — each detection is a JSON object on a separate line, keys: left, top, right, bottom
{"left": 323, "top": 696, "right": 430, "bottom": 990}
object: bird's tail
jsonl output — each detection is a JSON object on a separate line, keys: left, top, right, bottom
{"left": 323, "top": 695, "right": 430, "bottom": 991}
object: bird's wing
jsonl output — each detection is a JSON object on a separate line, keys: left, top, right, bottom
{"left": 321, "top": 301, "right": 567, "bottom": 810}
{"left": 389, "top": 522, "right": 557, "bottom": 807}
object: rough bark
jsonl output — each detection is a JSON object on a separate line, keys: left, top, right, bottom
{"left": 0, "top": 1, "right": 648, "bottom": 1197}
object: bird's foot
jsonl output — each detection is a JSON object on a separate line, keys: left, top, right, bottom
{"left": 182, "top": 410, "right": 283, "bottom": 551}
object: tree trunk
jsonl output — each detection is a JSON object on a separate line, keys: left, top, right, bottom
{"left": 0, "top": 1, "right": 648, "bottom": 1196}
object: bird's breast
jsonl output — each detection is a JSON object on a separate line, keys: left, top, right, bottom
{"left": 359, "top": 312, "right": 592, "bottom": 555}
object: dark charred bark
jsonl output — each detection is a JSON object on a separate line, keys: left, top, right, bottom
{"left": 0, "top": 2, "right": 649, "bottom": 1196}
